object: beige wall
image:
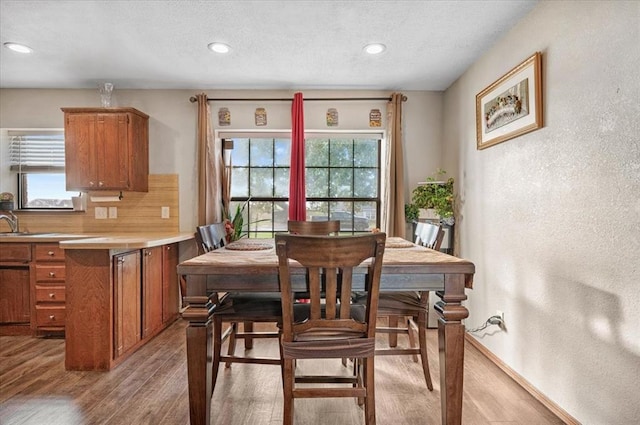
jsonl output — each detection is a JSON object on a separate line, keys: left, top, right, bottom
{"left": 443, "top": 1, "right": 640, "bottom": 423}
{"left": 0, "top": 89, "right": 443, "bottom": 232}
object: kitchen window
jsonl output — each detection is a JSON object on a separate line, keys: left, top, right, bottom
{"left": 224, "top": 133, "right": 381, "bottom": 236}
{"left": 7, "top": 130, "right": 75, "bottom": 209}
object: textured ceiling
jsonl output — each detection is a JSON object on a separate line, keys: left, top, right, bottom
{"left": 0, "top": 0, "right": 538, "bottom": 91}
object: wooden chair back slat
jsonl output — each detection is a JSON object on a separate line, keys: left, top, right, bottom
{"left": 288, "top": 220, "right": 340, "bottom": 235}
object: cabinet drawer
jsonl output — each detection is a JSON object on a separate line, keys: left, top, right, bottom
{"left": 35, "top": 264, "right": 66, "bottom": 282}
{"left": 36, "top": 305, "right": 66, "bottom": 327}
{"left": 0, "top": 243, "right": 31, "bottom": 263}
{"left": 35, "top": 244, "right": 65, "bottom": 262}
{"left": 35, "top": 285, "right": 66, "bottom": 303}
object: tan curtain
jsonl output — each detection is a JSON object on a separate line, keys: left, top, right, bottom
{"left": 196, "top": 93, "right": 223, "bottom": 226}
{"left": 383, "top": 93, "right": 406, "bottom": 237}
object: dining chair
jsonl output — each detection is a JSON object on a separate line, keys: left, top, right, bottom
{"left": 195, "top": 223, "right": 282, "bottom": 393}
{"left": 356, "top": 221, "right": 443, "bottom": 392}
{"left": 275, "top": 233, "right": 386, "bottom": 425}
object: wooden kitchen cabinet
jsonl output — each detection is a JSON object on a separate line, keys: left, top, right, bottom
{"left": 162, "top": 243, "right": 179, "bottom": 324}
{"left": 114, "top": 250, "right": 141, "bottom": 359}
{"left": 0, "top": 243, "right": 31, "bottom": 335}
{"left": 62, "top": 107, "right": 149, "bottom": 192}
{"left": 33, "top": 244, "right": 66, "bottom": 334}
{"left": 142, "top": 246, "right": 163, "bottom": 338}
{"left": 65, "top": 240, "right": 183, "bottom": 371}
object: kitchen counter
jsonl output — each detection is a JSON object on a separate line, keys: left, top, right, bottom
{"left": 59, "top": 232, "right": 194, "bottom": 249}
{"left": 0, "top": 232, "right": 194, "bottom": 248}
{"left": 0, "top": 233, "right": 93, "bottom": 243}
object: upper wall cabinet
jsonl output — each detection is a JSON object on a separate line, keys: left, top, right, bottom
{"left": 62, "top": 108, "right": 149, "bottom": 192}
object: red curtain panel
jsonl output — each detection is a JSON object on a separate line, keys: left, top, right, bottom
{"left": 289, "top": 92, "right": 306, "bottom": 220}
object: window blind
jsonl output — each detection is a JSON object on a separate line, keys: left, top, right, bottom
{"left": 8, "top": 130, "right": 65, "bottom": 171}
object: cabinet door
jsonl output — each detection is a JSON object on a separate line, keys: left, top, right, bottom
{"left": 142, "top": 247, "right": 163, "bottom": 337}
{"left": 65, "top": 113, "right": 98, "bottom": 190}
{"left": 114, "top": 251, "right": 141, "bottom": 358}
{"left": 0, "top": 267, "right": 30, "bottom": 323}
{"left": 162, "top": 243, "right": 179, "bottom": 323}
{"left": 96, "top": 113, "right": 130, "bottom": 190}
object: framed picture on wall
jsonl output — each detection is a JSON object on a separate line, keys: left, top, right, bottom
{"left": 476, "top": 52, "right": 543, "bottom": 150}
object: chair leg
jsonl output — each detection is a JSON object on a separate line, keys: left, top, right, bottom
{"left": 417, "top": 314, "right": 434, "bottom": 391}
{"left": 212, "top": 317, "right": 223, "bottom": 391}
{"left": 388, "top": 315, "right": 398, "bottom": 347}
{"left": 282, "top": 358, "right": 295, "bottom": 425}
{"left": 225, "top": 322, "right": 238, "bottom": 368}
{"left": 243, "top": 321, "right": 254, "bottom": 349}
{"left": 407, "top": 316, "right": 419, "bottom": 362}
{"left": 364, "top": 356, "right": 376, "bottom": 425}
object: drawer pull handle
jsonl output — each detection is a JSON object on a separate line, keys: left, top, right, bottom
{"left": 48, "top": 251, "right": 55, "bottom": 256}
{"left": 49, "top": 293, "right": 56, "bottom": 299}
{"left": 49, "top": 272, "right": 56, "bottom": 277}
{"left": 49, "top": 315, "right": 55, "bottom": 320}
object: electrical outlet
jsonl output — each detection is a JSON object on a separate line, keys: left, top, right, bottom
{"left": 95, "top": 207, "right": 108, "bottom": 219}
{"left": 108, "top": 207, "right": 118, "bottom": 219}
{"left": 161, "top": 206, "right": 170, "bottom": 219}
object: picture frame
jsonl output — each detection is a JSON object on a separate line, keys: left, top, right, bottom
{"left": 476, "top": 52, "right": 543, "bottom": 150}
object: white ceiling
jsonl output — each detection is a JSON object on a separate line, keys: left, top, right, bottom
{"left": 0, "top": 0, "right": 538, "bottom": 91}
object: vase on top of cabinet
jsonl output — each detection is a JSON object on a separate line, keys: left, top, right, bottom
{"left": 61, "top": 107, "right": 149, "bottom": 192}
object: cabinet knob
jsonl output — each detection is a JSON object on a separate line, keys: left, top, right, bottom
{"left": 48, "top": 251, "right": 55, "bottom": 256}
{"left": 49, "top": 315, "right": 56, "bottom": 320}
{"left": 89, "top": 181, "right": 95, "bottom": 186}
{"left": 98, "top": 181, "right": 104, "bottom": 187}
{"left": 118, "top": 258, "right": 125, "bottom": 264}
{"left": 49, "top": 293, "right": 56, "bottom": 299}
{"left": 49, "top": 272, "right": 56, "bottom": 277}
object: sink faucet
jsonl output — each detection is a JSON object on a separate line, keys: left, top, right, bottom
{"left": 0, "top": 211, "right": 19, "bottom": 233}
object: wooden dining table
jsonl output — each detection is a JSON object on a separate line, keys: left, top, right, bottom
{"left": 177, "top": 236, "right": 475, "bottom": 425}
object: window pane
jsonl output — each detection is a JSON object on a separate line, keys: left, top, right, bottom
{"left": 231, "top": 168, "right": 249, "bottom": 197}
{"left": 329, "top": 139, "right": 352, "bottom": 167}
{"left": 354, "top": 139, "right": 378, "bottom": 167}
{"left": 306, "top": 168, "right": 328, "bottom": 197}
{"left": 274, "top": 168, "right": 290, "bottom": 197}
{"left": 274, "top": 138, "right": 290, "bottom": 166}
{"left": 306, "top": 138, "right": 329, "bottom": 166}
{"left": 249, "top": 201, "right": 272, "bottom": 232}
{"left": 354, "top": 168, "right": 377, "bottom": 198}
{"left": 21, "top": 173, "right": 74, "bottom": 209}
{"left": 250, "top": 168, "right": 273, "bottom": 197}
{"left": 274, "top": 201, "right": 289, "bottom": 232}
{"left": 250, "top": 139, "right": 273, "bottom": 166}
{"left": 307, "top": 201, "right": 328, "bottom": 221}
{"left": 233, "top": 139, "right": 249, "bottom": 166}
{"left": 329, "top": 169, "right": 352, "bottom": 197}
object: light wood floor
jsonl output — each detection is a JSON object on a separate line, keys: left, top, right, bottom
{"left": 0, "top": 319, "right": 564, "bottom": 425}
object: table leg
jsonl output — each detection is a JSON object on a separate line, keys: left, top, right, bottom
{"left": 182, "top": 275, "right": 214, "bottom": 425}
{"left": 434, "top": 273, "right": 468, "bottom": 425}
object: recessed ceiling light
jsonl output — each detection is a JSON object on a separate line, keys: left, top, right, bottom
{"left": 364, "top": 43, "right": 386, "bottom": 55}
{"left": 4, "top": 42, "right": 33, "bottom": 54}
{"left": 208, "top": 42, "right": 231, "bottom": 54}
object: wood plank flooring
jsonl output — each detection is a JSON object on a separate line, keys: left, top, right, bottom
{"left": 0, "top": 320, "right": 564, "bottom": 425}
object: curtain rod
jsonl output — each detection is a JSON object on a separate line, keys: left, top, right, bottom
{"left": 189, "top": 95, "right": 407, "bottom": 103}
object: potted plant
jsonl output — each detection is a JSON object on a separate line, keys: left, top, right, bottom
{"left": 411, "top": 169, "right": 455, "bottom": 225}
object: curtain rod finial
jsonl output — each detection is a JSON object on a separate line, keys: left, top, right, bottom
{"left": 189, "top": 96, "right": 198, "bottom": 103}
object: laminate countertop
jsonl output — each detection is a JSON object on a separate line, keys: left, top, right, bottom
{"left": 0, "top": 232, "right": 194, "bottom": 249}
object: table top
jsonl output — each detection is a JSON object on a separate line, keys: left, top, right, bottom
{"left": 178, "top": 237, "right": 474, "bottom": 289}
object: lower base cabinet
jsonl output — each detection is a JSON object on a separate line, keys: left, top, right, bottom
{"left": 65, "top": 243, "right": 180, "bottom": 371}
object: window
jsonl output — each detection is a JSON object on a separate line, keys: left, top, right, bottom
{"left": 8, "top": 130, "right": 74, "bottom": 209}
{"left": 225, "top": 134, "right": 381, "bottom": 237}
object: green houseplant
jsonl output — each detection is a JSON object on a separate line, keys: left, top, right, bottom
{"left": 410, "top": 169, "right": 455, "bottom": 225}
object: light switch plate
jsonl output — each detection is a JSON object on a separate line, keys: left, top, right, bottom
{"left": 95, "top": 207, "right": 108, "bottom": 219}
{"left": 161, "top": 206, "right": 170, "bottom": 219}
{"left": 108, "top": 206, "right": 118, "bottom": 219}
